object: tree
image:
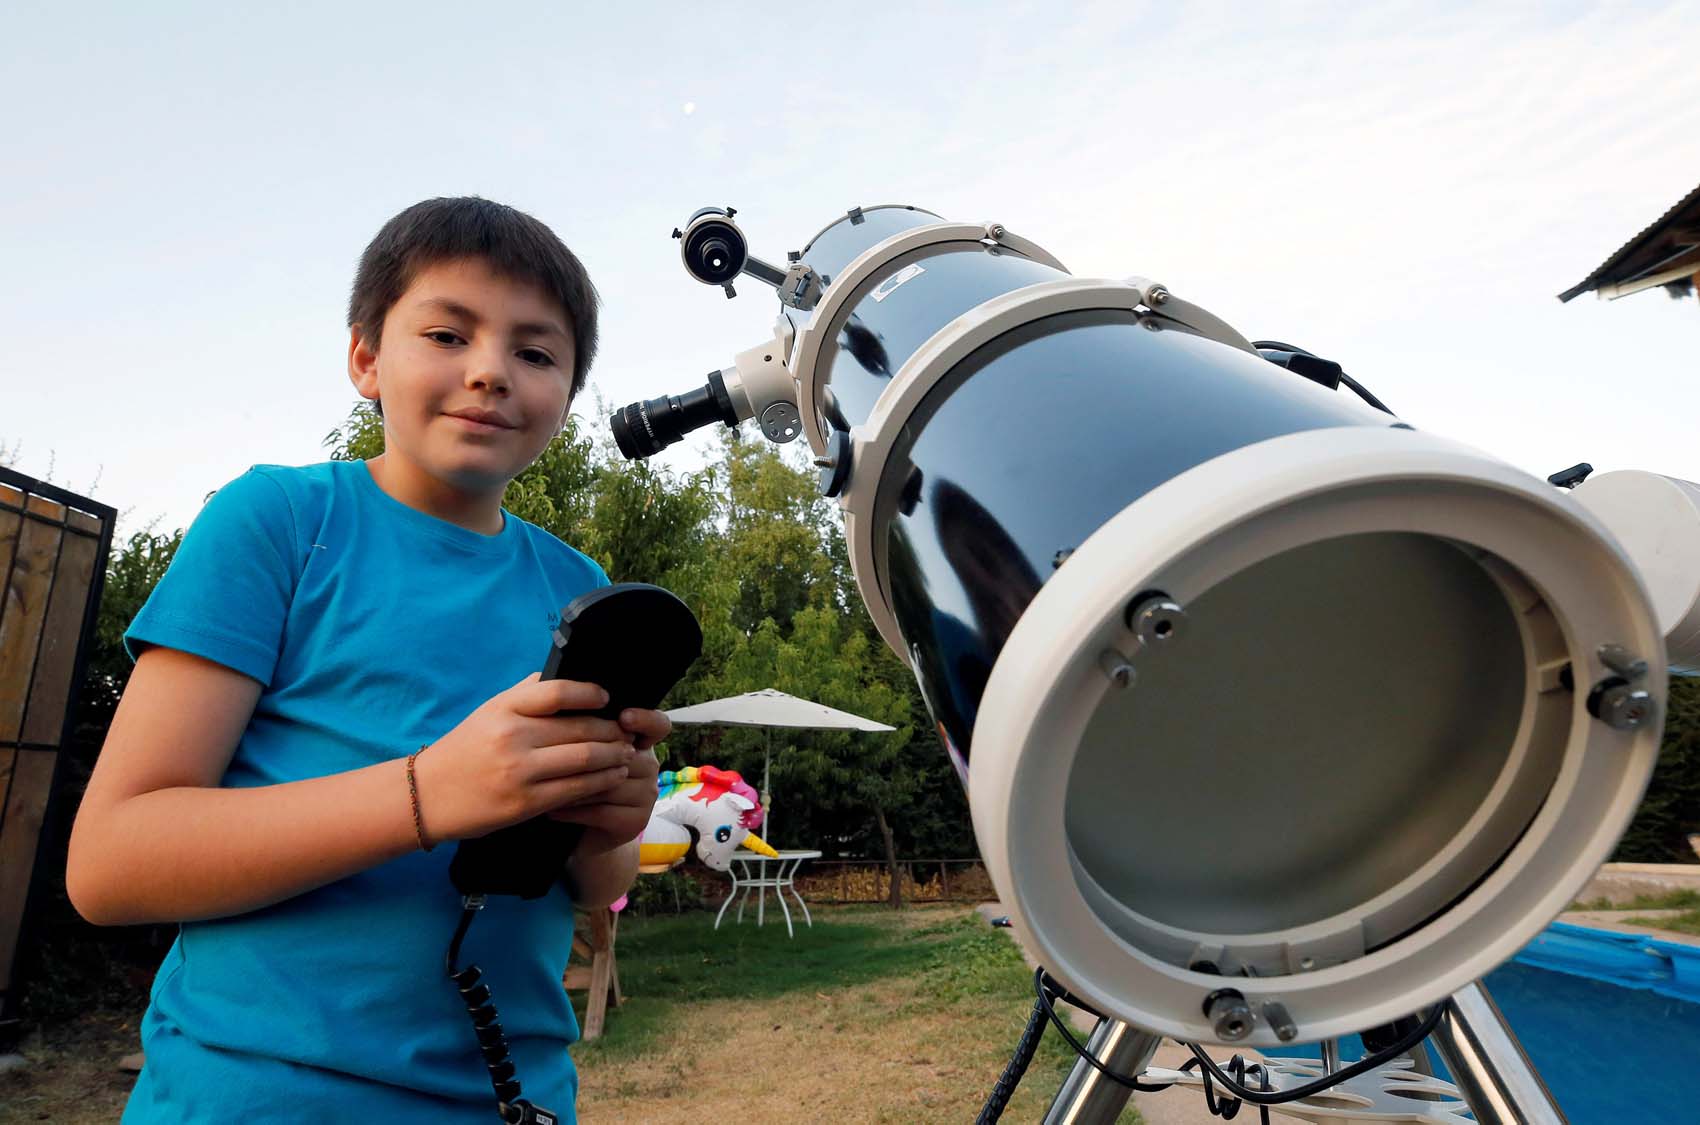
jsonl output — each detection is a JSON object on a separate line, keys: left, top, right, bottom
{"left": 700, "top": 606, "right": 918, "bottom": 905}
{"left": 1614, "top": 675, "right": 1700, "bottom": 863}
{"left": 719, "top": 432, "right": 838, "bottom": 634}
{"left": 654, "top": 436, "right": 983, "bottom": 905}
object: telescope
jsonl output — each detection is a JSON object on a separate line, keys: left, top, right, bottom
{"left": 615, "top": 204, "right": 1700, "bottom": 1122}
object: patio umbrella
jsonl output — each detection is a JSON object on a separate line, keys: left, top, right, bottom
{"left": 665, "top": 689, "right": 895, "bottom": 841}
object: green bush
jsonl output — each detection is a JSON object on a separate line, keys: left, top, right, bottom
{"left": 1613, "top": 676, "right": 1700, "bottom": 864}
{"left": 623, "top": 869, "right": 710, "bottom": 916}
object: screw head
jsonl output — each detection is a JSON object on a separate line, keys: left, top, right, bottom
{"left": 1598, "top": 684, "right": 1655, "bottom": 730}
{"left": 1598, "top": 643, "right": 1649, "bottom": 681}
{"left": 988, "top": 223, "right": 1006, "bottom": 239}
{"left": 1127, "top": 596, "right": 1186, "bottom": 646}
{"left": 1262, "top": 1001, "right": 1298, "bottom": 1043}
{"left": 1203, "top": 990, "right": 1254, "bottom": 1042}
{"left": 1148, "top": 285, "right": 1170, "bottom": 306}
{"left": 1098, "top": 649, "right": 1136, "bottom": 688}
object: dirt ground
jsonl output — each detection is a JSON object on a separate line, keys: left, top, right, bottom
{"left": 1, "top": 1008, "right": 138, "bottom": 1124}
{"left": 575, "top": 958, "right": 1064, "bottom": 1121}
{"left": 0, "top": 905, "right": 1077, "bottom": 1123}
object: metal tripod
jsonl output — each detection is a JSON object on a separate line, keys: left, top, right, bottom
{"left": 1042, "top": 981, "right": 1566, "bottom": 1124}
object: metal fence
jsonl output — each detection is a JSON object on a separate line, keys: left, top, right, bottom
{"left": 789, "top": 858, "right": 994, "bottom": 904}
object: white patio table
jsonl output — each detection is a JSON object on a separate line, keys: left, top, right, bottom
{"left": 713, "top": 849, "right": 822, "bottom": 939}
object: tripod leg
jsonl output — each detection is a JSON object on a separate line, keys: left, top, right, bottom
{"left": 1042, "top": 1018, "right": 1162, "bottom": 1125}
{"left": 1429, "top": 980, "right": 1567, "bottom": 1124}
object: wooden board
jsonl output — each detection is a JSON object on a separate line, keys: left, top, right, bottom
{"left": 563, "top": 909, "right": 622, "bottom": 1040}
{"left": 0, "top": 472, "right": 111, "bottom": 1019}
{"left": 0, "top": 748, "right": 56, "bottom": 992}
{"left": 0, "top": 508, "right": 19, "bottom": 627}
{"left": 0, "top": 515, "right": 64, "bottom": 743}
{"left": 21, "top": 527, "right": 100, "bottom": 746}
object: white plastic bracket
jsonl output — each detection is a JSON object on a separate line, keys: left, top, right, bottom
{"left": 725, "top": 329, "right": 803, "bottom": 444}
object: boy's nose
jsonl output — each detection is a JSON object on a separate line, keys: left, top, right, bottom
{"left": 466, "top": 349, "right": 511, "bottom": 395}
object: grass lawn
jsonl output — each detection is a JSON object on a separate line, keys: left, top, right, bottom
{"left": 1624, "top": 910, "right": 1700, "bottom": 935}
{"left": 1572, "top": 889, "right": 1700, "bottom": 912}
{"left": 572, "top": 903, "right": 1107, "bottom": 1122}
{"left": 1574, "top": 889, "right": 1700, "bottom": 936}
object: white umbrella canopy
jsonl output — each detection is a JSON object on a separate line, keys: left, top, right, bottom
{"left": 664, "top": 689, "right": 896, "bottom": 842}
{"left": 666, "top": 688, "right": 895, "bottom": 733}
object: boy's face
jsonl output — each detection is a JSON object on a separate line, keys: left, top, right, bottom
{"left": 347, "top": 257, "right": 576, "bottom": 495}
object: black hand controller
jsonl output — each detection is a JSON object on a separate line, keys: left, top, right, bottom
{"left": 448, "top": 583, "right": 703, "bottom": 899}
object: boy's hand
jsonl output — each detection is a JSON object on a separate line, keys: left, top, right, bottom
{"left": 412, "top": 673, "right": 635, "bottom": 845}
{"left": 618, "top": 706, "right": 671, "bottom": 752}
{"left": 548, "top": 707, "right": 670, "bottom": 856}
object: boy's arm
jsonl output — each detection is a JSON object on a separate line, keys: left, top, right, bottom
{"left": 554, "top": 710, "right": 668, "bottom": 911}
{"left": 564, "top": 838, "right": 640, "bottom": 910}
{"left": 67, "top": 651, "right": 633, "bottom": 926}
{"left": 66, "top": 647, "right": 422, "bottom": 925}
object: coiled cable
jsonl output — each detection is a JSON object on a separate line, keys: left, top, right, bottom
{"left": 446, "top": 896, "right": 561, "bottom": 1125}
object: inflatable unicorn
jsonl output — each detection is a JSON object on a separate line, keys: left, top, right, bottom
{"left": 638, "top": 765, "right": 778, "bottom": 870}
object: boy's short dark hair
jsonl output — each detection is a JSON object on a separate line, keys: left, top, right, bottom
{"left": 348, "top": 197, "right": 600, "bottom": 398}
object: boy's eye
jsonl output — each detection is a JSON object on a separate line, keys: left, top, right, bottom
{"left": 426, "top": 330, "right": 463, "bottom": 346}
{"left": 519, "top": 348, "right": 555, "bottom": 367}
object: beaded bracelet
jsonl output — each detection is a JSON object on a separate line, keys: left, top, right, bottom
{"left": 406, "top": 746, "right": 433, "bottom": 852}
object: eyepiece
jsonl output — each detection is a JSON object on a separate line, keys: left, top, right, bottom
{"left": 610, "top": 371, "right": 740, "bottom": 460}
{"left": 678, "top": 208, "right": 747, "bottom": 285}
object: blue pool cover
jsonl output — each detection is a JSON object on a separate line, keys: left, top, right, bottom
{"left": 1263, "top": 922, "right": 1700, "bottom": 1122}
{"left": 1513, "top": 921, "right": 1700, "bottom": 1003}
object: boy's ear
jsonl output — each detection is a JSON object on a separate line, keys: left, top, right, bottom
{"left": 347, "top": 326, "right": 380, "bottom": 402}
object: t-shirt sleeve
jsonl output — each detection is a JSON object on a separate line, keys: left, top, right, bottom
{"left": 124, "top": 468, "right": 302, "bottom": 687}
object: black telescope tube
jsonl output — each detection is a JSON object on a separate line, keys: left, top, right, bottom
{"left": 610, "top": 370, "right": 740, "bottom": 460}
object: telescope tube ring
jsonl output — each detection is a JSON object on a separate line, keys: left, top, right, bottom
{"left": 791, "top": 221, "right": 1069, "bottom": 454}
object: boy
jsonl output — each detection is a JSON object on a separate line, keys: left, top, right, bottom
{"left": 65, "top": 197, "right": 665, "bottom": 1122}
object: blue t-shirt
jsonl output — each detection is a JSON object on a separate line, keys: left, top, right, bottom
{"left": 119, "top": 459, "right": 608, "bottom": 1123}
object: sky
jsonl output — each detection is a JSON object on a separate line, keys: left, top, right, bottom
{"left": 3, "top": 0, "right": 1698, "bottom": 539}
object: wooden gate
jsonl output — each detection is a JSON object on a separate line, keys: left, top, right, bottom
{"left": 0, "top": 468, "right": 114, "bottom": 1027}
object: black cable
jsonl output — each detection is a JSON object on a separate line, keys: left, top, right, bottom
{"left": 1032, "top": 966, "right": 1445, "bottom": 1112}
{"left": 1250, "top": 339, "right": 1394, "bottom": 415}
{"left": 446, "top": 896, "right": 560, "bottom": 1124}
{"left": 1178, "top": 1055, "right": 1273, "bottom": 1123}
{"left": 1338, "top": 371, "right": 1393, "bottom": 415}
{"left": 1182, "top": 1002, "right": 1446, "bottom": 1107}
{"left": 1032, "top": 968, "right": 1179, "bottom": 1093}
{"left": 1029, "top": 969, "right": 1269, "bottom": 1121}
{"left": 446, "top": 896, "right": 479, "bottom": 975}
{"left": 1251, "top": 339, "right": 1311, "bottom": 356}
{"left": 976, "top": 995, "right": 1050, "bottom": 1124}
